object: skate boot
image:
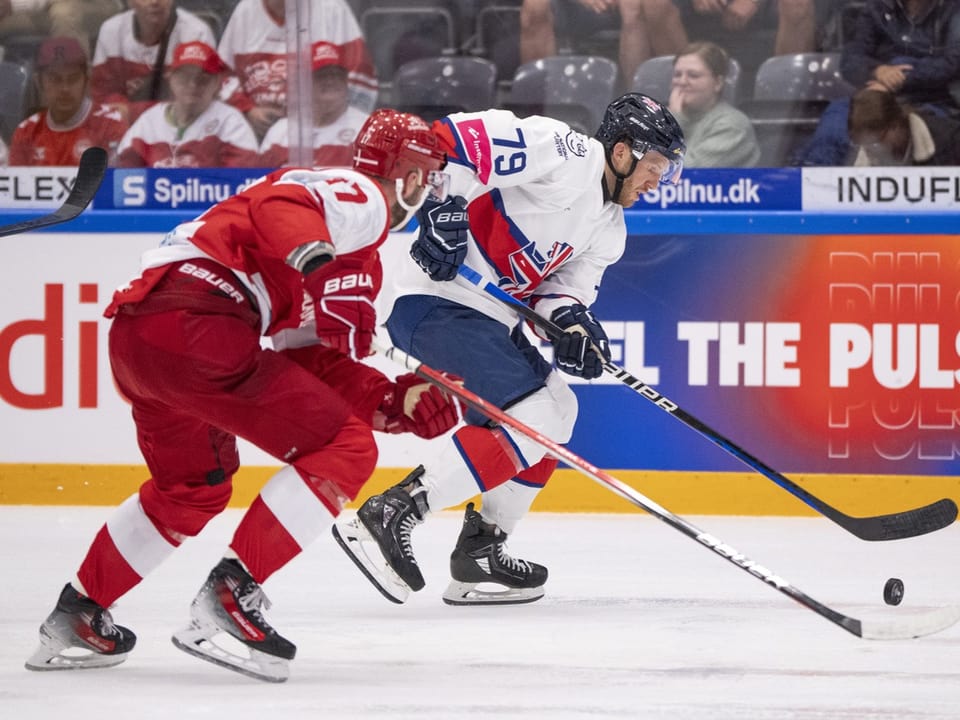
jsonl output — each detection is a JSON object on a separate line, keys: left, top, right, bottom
{"left": 442, "top": 503, "right": 548, "bottom": 606}
{"left": 332, "top": 465, "right": 430, "bottom": 603}
{"left": 171, "top": 558, "right": 296, "bottom": 683}
{"left": 25, "top": 583, "right": 137, "bottom": 671}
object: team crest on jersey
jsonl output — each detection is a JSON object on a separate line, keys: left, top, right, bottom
{"left": 564, "top": 131, "right": 588, "bottom": 157}
{"left": 502, "top": 240, "right": 574, "bottom": 296}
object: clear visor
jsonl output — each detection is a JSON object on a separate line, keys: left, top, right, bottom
{"left": 631, "top": 146, "right": 684, "bottom": 186}
{"left": 425, "top": 169, "right": 451, "bottom": 202}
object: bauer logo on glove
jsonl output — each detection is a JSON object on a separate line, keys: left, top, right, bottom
{"left": 321, "top": 273, "right": 373, "bottom": 294}
{"left": 411, "top": 195, "right": 470, "bottom": 282}
{"left": 303, "top": 254, "right": 378, "bottom": 359}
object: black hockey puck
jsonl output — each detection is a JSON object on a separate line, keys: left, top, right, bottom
{"left": 883, "top": 577, "right": 904, "bottom": 606}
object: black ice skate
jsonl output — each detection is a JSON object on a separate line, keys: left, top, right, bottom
{"left": 442, "top": 503, "right": 548, "bottom": 606}
{"left": 332, "top": 465, "right": 430, "bottom": 604}
{"left": 25, "top": 583, "right": 137, "bottom": 671}
{"left": 171, "top": 558, "right": 296, "bottom": 683}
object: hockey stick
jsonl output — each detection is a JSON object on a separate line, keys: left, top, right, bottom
{"left": 0, "top": 146, "right": 107, "bottom": 238}
{"left": 455, "top": 264, "right": 958, "bottom": 542}
{"left": 374, "top": 338, "right": 960, "bottom": 640}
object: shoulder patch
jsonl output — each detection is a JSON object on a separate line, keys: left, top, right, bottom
{"left": 564, "top": 130, "right": 588, "bottom": 157}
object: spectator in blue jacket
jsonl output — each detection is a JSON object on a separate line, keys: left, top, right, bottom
{"left": 798, "top": 0, "right": 960, "bottom": 165}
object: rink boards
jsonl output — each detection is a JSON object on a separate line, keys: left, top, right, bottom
{"left": 1, "top": 166, "right": 958, "bottom": 510}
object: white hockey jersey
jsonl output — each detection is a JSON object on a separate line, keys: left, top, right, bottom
{"left": 386, "top": 110, "right": 625, "bottom": 329}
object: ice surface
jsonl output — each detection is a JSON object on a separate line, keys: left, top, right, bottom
{"left": 5, "top": 506, "right": 960, "bottom": 719}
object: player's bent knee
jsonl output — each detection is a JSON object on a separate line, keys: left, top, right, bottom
{"left": 294, "top": 415, "right": 378, "bottom": 504}
{"left": 507, "top": 373, "right": 578, "bottom": 444}
{"left": 138, "top": 478, "right": 232, "bottom": 538}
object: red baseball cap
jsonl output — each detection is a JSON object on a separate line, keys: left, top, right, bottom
{"left": 310, "top": 41, "right": 345, "bottom": 72}
{"left": 170, "top": 41, "right": 229, "bottom": 74}
{"left": 36, "top": 36, "right": 88, "bottom": 70}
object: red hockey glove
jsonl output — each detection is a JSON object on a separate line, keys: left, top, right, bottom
{"left": 375, "top": 372, "right": 462, "bottom": 439}
{"left": 304, "top": 255, "right": 377, "bottom": 359}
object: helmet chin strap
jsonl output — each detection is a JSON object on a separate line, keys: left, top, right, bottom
{"left": 390, "top": 171, "right": 429, "bottom": 231}
{"left": 602, "top": 146, "right": 638, "bottom": 204}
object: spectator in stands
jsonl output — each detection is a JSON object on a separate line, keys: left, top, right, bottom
{"left": 520, "top": 0, "right": 623, "bottom": 65}
{"left": 797, "top": 0, "right": 960, "bottom": 166}
{"left": 91, "top": 0, "right": 216, "bottom": 125}
{"left": 9, "top": 35, "right": 128, "bottom": 165}
{"left": 259, "top": 40, "right": 369, "bottom": 168}
{"left": 848, "top": 86, "right": 960, "bottom": 165}
{"left": 668, "top": 41, "right": 759, "bottom": 166}
{"left": 218, "top": 0, "right": 378, "bottom": 140}
{"left": 0, "top": 0, "right": 121, "bottom": 55}
{"left": 632, "top": 0, "right": 816, "bottom": 91}
{"left": 115, "top": 41, "right": 259, "bottom": 167}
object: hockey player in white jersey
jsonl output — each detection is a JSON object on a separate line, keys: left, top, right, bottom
{"left": 333, "top": 93, "right": 685, "bottom": 605}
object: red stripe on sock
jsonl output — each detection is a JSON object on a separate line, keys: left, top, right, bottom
{"left": 76, "top": 525, "right": 144, "bottom": 608}
{"left": 230, "top": 496, "right": 301, "bottom": 583}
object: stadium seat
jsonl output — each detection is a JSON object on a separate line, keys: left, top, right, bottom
{"left": 505, "top": 55, "right": 618, "bottom": 133}
{"left": 631, "top": 54, "right": 741, "bottom": 107}
{"left": 0, "top": 61, "right": 30, "bottom": 143}
{"left": 0, "top": 34, "right": 46, "bottom": 67}
{"left": 360, "top": 1, "right": 458, "bottom": 93}
{"left": 471, "top": 0, "right": 521, "bottom": 86}
{"left": 393, "top": 56, "right": 497, "bottom": 120}
{"left": 746, "top": 52, "right": 854, "bottom": 166}
{"left": 753, "top": 52, "right": 853, "bottom": 103}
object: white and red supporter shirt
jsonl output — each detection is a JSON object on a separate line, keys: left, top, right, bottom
{"left": 106, "top": 167, "right": 390, "bottom": 345}
{"left": 384, "top": 110, "right": 625, "bottom": 329}
{"left": 91, "top": 8, "right": 217, "bottom": 123}
{"left": 258, "top": 106, "right": 368, "bottom": 168}
{"left": 218, "top": 0, "right": 378, "bottom": 115}
{"left": 116, "top": 99, "right": 260, "bottom": 167}
{"left": 9, "top": 98, "right": 129, "bottom": 166}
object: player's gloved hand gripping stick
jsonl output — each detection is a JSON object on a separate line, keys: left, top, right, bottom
{"left": 454, "top": 264, "right": 958, "bottom": 543}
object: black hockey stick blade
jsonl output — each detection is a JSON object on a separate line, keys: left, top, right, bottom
{"left": 0, "top": 146, "right": 107, "bottom": 238}
{"left": 455, "top": 265, "right": 958, "bottom": 542}
{"left": 374, "top": 339, "right": 960, "bottom": 641}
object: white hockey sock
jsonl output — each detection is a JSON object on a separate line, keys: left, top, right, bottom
{"left": 478, "top": 480, "right": 541, "bottom": 535}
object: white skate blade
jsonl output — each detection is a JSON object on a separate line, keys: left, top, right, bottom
{"left": 24, "top": 627, "right": 128, "bottom": 671}
{"left": 171, "top": 619, "right": 289, "bottom": 683}
{"left": 442, "top": 580, "right": 545, "bottom": 606}
{"left": 331, "top": 516, "right": 410, "bottom": 604}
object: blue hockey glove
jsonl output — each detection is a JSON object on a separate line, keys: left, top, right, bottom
{"left": 550, "top": 304, "right": 611, "bottom": 380}
{"left": 410, "top": 195, "right": 469, "bottom": 281}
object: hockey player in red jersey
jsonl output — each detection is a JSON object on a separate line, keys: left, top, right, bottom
{"left": 25, "top": 109, "right": 460, "bottom": 683}
{"left": 333, "top": 93, "right": 685, "bottom": 606}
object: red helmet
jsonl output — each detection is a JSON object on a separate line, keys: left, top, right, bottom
{"left": 353, "top": 109, "right": 447, "bottom": 180}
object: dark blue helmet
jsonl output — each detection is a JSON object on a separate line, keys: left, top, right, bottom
{"left": 596, "top": 93, "right": 685, "bottom": 185}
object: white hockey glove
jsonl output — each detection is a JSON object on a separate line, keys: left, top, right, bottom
{"left": 550, "top": 304, "right": 611, "bottom": 380}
